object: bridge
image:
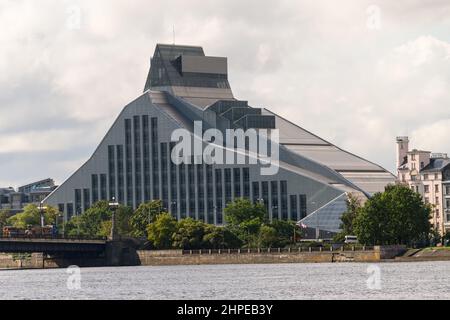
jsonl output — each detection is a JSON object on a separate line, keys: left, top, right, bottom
{"left": 0, "top": 237, "right": 107, "bottom": 254}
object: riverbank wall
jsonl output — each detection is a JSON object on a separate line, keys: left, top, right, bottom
{"left": 135, "top": 246, "right": 407, "bottom": 266}
{"left": 0, "top": 245, "right": 409, "bottom": 270}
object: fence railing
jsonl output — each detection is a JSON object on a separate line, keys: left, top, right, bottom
{"left": 182, "top": 245, "right": 375, "bottom": 255}
{"left": 0, "top": 234, "right": 107, "bottom": 241}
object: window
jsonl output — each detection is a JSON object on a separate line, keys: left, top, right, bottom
{"left": 299, "top": 195, "right": 307, "bottom": 219}
{"left": 424, "top": 197, "right": 429, "bottom": 204}
{"left": 134, "top": 116, "right": 142, "bottom": 205}
{"left": 83, "top": 188, "right": 90, "bottom": 211}
{"left": 280, "top": 181, "right": 288, "bottom": 220}
{"left": 100, "top": 174, "right": 107, "bottom": 200}
{"left": 435, "top": 185, "right": 439, "bottom": 193}
{"left": 206, "top": 165, "right": 214, "bottom": 223}
{"left": 116, "top": 145, "right": 124, "bottom": 203}
{"left": 169, "top": 142, "right": 178, "bottom": 217}
{"left": 215, "top": 169, "right": 223, "bottom": 224}
{"left": 271, "top": 181, "right": 279, "bottom": 219}
{"left": 261, "top": 181, "right": 269, "bottom": 211}
{"left": 67, "top": 203, "right": 74, "bottom": 220}
{"left": 435, "top": 197, "right": 439, "bottom": 205}
{"left": 143, "top": 115, "right": 150, "bottom": 201}
{"left": 179, "top": 164, "right": 186, "bottom": 219}
{"left": 411, "top": 163, "right": 416, "bottom": 170}
{"left": 125, "top": 119, "right": 133, "bottom": 206}
{"left": 446, "top": 185, "right": 450, "bottom": 195}
{"left": 435, "top": 173, "right": 439, "bottom": 180}
{"left": 243, "top": 168, "right": 250, "bottom": 199}
{"left": 197, "top": 164, "right": 205, "bottom": 221}
{"left": 252, "top": 182, "right": 260, "bottom": 204}
{"left": 420, "top": 162, "right": 424, "bottom": 169}
{"left": 411, "top": 154, "right": 416, "bottom": 161}
{"left": 290, "top": 195, "right": 298, "bottom": 221}
{"left": 424, "top": 185, "right": 430, "bottom": 193}
{"left": 224, "top": 168, "right": 232, "bottom": 204}
{"left": 91, "top": 174, "right": 99, "bottom": 204}
{"left": 233, "top": 168, "right": 241, "bottom": 198}
{"left": 151, "top": 117, "right": 159, "bottom": 199}
{"left": 75, "top": 189, "right": 81, "bottom": 215}
{"left": 423, "top": 174, "right": 428, "bottom": 180}
{"left": 411, "top": 175, "right": 416, "bottom": 181}
{"left": 108, "top": 145, "right": 116, "bottom": 201}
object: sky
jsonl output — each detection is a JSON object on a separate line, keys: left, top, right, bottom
{"left": 0, "top": 0, "right": 449, "bottom": 188}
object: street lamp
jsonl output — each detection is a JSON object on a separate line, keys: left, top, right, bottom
{"left": 108, "top": 197, "right": 120, "bottom": 241}
{"left": 38, "top": 202, "right": 47, "bottom": 228}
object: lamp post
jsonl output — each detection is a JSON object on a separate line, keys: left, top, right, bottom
{"left": 108, "top": 197, "right": 119, "bottom": 241}
{"left": 38, "top": 202, "right": 47, "bottom": 228}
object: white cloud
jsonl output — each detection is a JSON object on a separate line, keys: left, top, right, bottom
{"left": 0, "top": 0, "right": 449, "bottom": 186}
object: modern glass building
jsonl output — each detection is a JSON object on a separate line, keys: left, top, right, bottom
{"left": 44, "top": 44, "right": 395, "bottom": 234}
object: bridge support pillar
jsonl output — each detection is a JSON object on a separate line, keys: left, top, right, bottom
{"left": 105, "top": 240, "right": 139, "bottom": 267}
{"left": 31, "top": 253, "right": 45, "bottom": 269}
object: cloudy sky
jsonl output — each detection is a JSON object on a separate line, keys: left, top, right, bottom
{"left": 0, "top": 0, "right": 449, "bottom": 188}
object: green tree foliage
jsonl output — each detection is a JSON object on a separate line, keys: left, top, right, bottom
{"left": 354, "top": 184, "right": 432, "bottom": 245}
{"left": 172, "top": 218, "right": 206, "bottom": 249}
{"left": 0, "top": 209, "right": 10, "bottom": 228}
{"left": 130, "top": 200, "right": 163, "bottom": 238}
{"left": 147, "top": 213, "right": 177, "bottom": 249}
{"left": 224, "top": 198, "right": 267, "bottom": 246}
{"left": 63, "top": 201, "right": 133, "bottom": 238}
{"left": 258, "top": 220, "right": 297, "bottom": 248}
{"left": 202, "top": 225, "right": 243, "bottom": 249}
{"left": 334, "top": 193, "right": 362, "bottom": 242}
{"left": 7, "top": 204, "right": 60, "bottom": 228}
{"left": 258, "top": 225, "right": 278, "bottom": 248}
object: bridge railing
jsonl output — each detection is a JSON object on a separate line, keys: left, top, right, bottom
{"left": 0, "top": 234, "right": 107, "bottom": 241}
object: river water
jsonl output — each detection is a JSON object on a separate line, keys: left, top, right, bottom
{"left": 0, "top": 261, "right": 449, "bottom": 300}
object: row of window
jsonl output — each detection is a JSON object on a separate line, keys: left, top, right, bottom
{"left": 63, "top": 116, "right": 308, "bottom": 223}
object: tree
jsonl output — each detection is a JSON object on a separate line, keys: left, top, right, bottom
{"left": 0, "top": 209, "right": 10, "bottom": 228}
{"left": 334, "top": 193, "right": 362, "bottom": 242}
{"left": 354, "top": 184, "right": 431, "bottom": 245}
{"left": 130, "top": 200, "right": 163, "bottom": 237}
{"left": 224, "top": 198, "right": 267, "bottom": 246}
{"left": 172, "top": 218, "right": 206, "bottom": 249}
{"left": 7, "top": 204, "right": 60, "bottom": 229}
{"left": 269, "top": 220, "right": 297, "bottom": 247}
{"left": 203, "top": 225, "right": 242, "bottom": 249}
{"left": 63, "top": 201, "right": 133, "bottom": 238}
{"left": 258, "top": 225, "right": 278, "bottom": 248}
{"left": 147, "top": 213, "right": 177, "bottom": 249}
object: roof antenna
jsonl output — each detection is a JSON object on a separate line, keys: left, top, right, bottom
{"left": 173, "top": 25, "right": 175, "bottom": 45}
